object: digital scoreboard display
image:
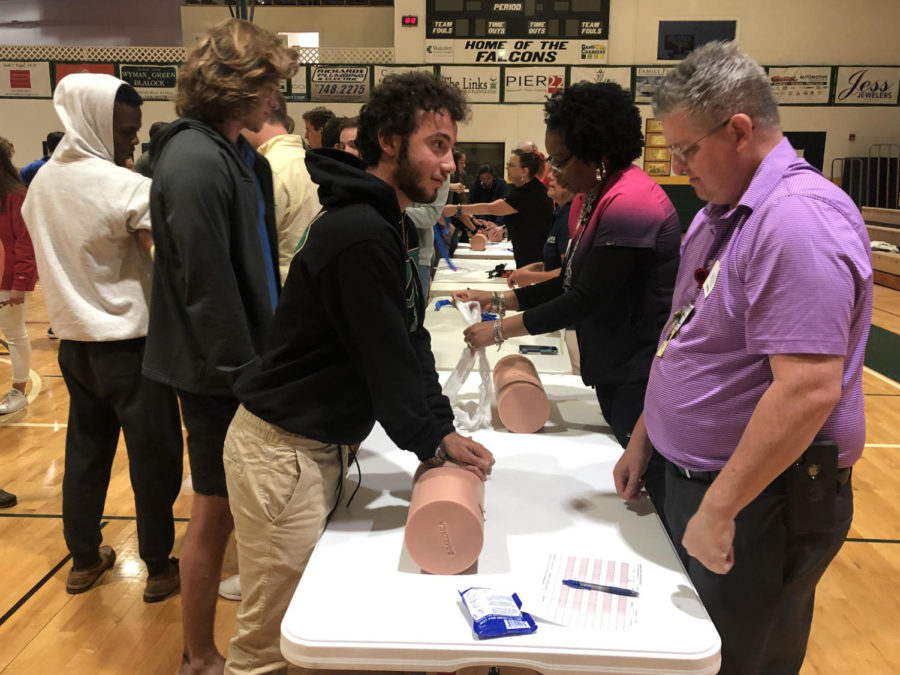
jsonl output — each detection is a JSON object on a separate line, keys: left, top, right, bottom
{"left": 426, "top": 0, "right": 609, "bottom": 41}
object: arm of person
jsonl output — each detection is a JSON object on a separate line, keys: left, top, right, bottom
{"left": 323, "top": 241, "right": 494, "bottom": 479}
{"left": 442, "top": 198, "right": 517, "bottom": 219}
{"left": 613, "top": 413, "right": 654, "bottom": 500}
{"left": 136, "top": 229, "right": 153, "bottom": 255}
{"left": 682, "top": 353, "right": 844, "bottom": 574}
{"left": 507, "top": 264, "right": 561, "bottom": 289}
{"left": 8, "top": 193, "right": 35, "bottom": 304}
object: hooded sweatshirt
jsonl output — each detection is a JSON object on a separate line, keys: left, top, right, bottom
{"left": 22, "top": 73, "right": 152, "bottom": 341}
{"left": 142, "top": 117, "right": 280, "bottom": 396}
{"left": 234, "top": 149, "right": 455, "bottom": 461}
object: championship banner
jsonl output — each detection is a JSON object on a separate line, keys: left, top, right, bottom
{"left": 634, "top": 67, "right": 673, "bottom": 104}
{"left": 569, "top": 66, "right": 631, "bottom": 92}
{"left": 0, "top": 61, "right": 52, "bottom": 98}
{"left": 425, "top": 0, "right": 609, "bottom": 65}
{"left": 834, "top": 67, "right": 900, "bottom": 105}
{"left": 768, "top": 67, "right": 831, "bottom": 105}
{"left": 53, "top": 62, "right": 115, "bottom": 86}
{"left": 439, "top": 65, "right": 501, "bottom": 103}
{"left": 309, "top": 65, "right": 370, "bottom": 103}
{"left": 503, "top": 66, "right": 565, "bottom": 103}
{"left": 374, "top": 65, "right": 435, "bottom": 86}
{"left": 119, "top": 63, "right": 178, "bottom": 101}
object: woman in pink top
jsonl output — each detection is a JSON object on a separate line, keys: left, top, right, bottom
{"left": 0, "top": 137, "right": 36, "bottom": 415}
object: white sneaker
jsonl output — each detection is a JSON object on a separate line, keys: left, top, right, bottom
{"left": 218, "top": 574, "right": 241, "bottom": 601}
{"left": 0, "top": 389, "right": 28, "bottom": 414}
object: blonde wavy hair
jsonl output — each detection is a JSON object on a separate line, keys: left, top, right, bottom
{"left": 176, "top": 19, "right": 298, "bottom": 124}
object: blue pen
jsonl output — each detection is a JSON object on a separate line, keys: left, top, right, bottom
{"left": 562, "top": 579, "right": 639, "bottom": 598}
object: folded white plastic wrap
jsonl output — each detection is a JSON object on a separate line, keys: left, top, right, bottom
{"left": 440, "top": 300, "right": 493, "bottom": 431}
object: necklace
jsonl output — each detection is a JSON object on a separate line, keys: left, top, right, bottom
{"left": 561, "top": 180, "right": 603, "bottom": 292}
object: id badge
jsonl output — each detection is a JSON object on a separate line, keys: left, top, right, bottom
{"left": 703, "top": 260, "right": 720, "bottom": 298}
{"left": 656, "top": 303, "right": 694, "bottom": 358}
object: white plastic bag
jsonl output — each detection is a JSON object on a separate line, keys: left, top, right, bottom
{"left": 441, "top": 300, "right": 493, "bottom": 431}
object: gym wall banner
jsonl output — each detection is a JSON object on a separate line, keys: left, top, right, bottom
{"left": 569, "top": 66, "right": 631, "bottom": 92}
{"left": 309, "top": 65, "right": 371, "bottom": 103}
{"left": 284, "top": 66, "right": 308, "bottom": 103}
{"left": 375, "top": 65, "right": 435, "bottom": 86}
{"left": 440, "top": 65, "right": 501, "bottom": 103}
{"left": 119, "top": 64, "right": 178, "bottom": 101}
{"left": 53, "top": 62, "right": 115, "bottom": 86}
{"left": 0, "top": 61, "right": 52, "bottom": 98}
{"left": 634, "top": 66, "right": 673, "bottom": 104}
{"left": 503, "top": 66, "right": 566, "bottom": 103}
{"left": 424, "top": 0, "right": 609, "bottom": 65}
{"left": 834, "top": 67, "right": 900, "bottom": 105}
{"left": 768, "top": 67, "right": 831, "bottom": 105}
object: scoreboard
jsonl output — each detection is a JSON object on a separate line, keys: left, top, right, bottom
{"left": 424, "top": 0, "right": 610, "bottom": 64}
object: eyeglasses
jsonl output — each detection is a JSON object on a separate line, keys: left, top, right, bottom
{"left": 667, "top": 118, "right": 731, "bottom": 163}
{"left": 548, "top": 153, "right": 575, "bottom": 172}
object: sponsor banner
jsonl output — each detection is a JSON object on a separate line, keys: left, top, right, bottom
{"left": 0, "top": 61, "right": 52, "bottom": 97}
{"left": 503, "top": 66, "right": 565, "bottom": 103}
{"left": 569, "top": 66, "right": 631, "bottom": 92}
{"left": 374, "top": 65, "right": 435, "bottom": 86}
{"left": 309, "top": 65, "right": 370, "bottom": 102}
{"left": 834, "top": 66, "right": 900, "bottom": 105}
{"left": 440, "top": 66, "right": 501, "bottom": 103}
{"left": 54, "top": 62, "right": 115, "bottom": 86}
{"left": 425, "top": 39, "right": 607, "bottom": 65}
{"left": 284, "top": 66, "right": 308, "bottom": 102}
{"left": 768, "top": 67, "right": 831, "bottom": 105}
{"left": 634, "top": 67, "right": 673, "bottom": 104}
{"left": 119, "top": 63, "right": 177, "bottom": 101}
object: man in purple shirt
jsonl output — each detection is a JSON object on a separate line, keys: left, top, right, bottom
{"left": 613, "top": 42, "right": 872, "bottom": 674}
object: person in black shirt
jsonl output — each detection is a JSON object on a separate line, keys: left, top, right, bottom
{"left": 222, "top": 72, "right": 494, "bottom": 674}
{"left": 454, "top": 82, "right": 681, "bottom": 526}
{"left": 443, "top": 149, "right": 553, "bottom": 267}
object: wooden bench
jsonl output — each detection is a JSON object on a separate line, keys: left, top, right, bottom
{"left": 863, "top": 207, "right": 900, "bottom": 290}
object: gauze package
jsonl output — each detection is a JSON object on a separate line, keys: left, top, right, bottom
{"left": 459, "top": 587, "right": 537, "bottom": 639}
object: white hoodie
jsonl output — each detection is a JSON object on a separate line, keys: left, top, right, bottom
{"left": 22, "top": 73, "right": 152, "bottom": 341}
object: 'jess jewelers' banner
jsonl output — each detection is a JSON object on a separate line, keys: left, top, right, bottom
{"left": 834, "top": 66, "right": 900, "bottom": 105}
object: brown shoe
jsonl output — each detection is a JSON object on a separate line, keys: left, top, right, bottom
{"left": 66, "top": 546, "right": 116, "bottom": 594}
{"left": 143, "top": 557, "right": 180, "bottom": 603}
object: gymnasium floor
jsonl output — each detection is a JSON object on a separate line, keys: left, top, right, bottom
{"left": 1, "top": 284, "right": 898, "bottom": 675}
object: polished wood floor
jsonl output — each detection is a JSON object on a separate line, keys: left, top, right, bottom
{"left": 1, "top": 284, "right": 899, "bottom": 675}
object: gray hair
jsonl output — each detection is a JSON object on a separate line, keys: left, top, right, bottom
{"left": 652, "top": 41, "right": 780, "bottom": 131}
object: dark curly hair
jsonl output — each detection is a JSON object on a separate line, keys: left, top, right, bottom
{"left": 357, "top": 71, "right": 469, "bottom": 168}
{"left": 543, "top": 81, "right": 643, "bottom": 171}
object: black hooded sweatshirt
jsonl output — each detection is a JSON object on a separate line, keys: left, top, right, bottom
{"left": 234, "top": 150, "right": 455, "bottom": 461}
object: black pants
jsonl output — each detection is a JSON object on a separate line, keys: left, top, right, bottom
{"left": 664, "top": 461, "right": 853, "bottom": 675}
{"left": 59, "top": 339, "right": 183, "bottom": 574}
{"left": 595, "top": 380, "right": 668, "bottom": 532}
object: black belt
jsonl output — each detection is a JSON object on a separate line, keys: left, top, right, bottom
{"left": 669, "top": 461, "right": 851, "bottom": 490}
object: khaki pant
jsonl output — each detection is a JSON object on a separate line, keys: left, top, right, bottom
{"left": 223, "top": 405, "right": 349, "bottom": 675}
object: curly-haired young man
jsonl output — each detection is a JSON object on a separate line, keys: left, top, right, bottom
{"left": 141, "top": 18, "right": 297, "bottom": 675}
{"left": 220, "top": 71, "right": 495, "bottom": 674}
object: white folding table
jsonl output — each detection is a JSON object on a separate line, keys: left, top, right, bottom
{"left": 281, "top": 375, "right": 721, "bottom": 674}
{"left": 449, "top": 241, "right": 516, "bottom": 261}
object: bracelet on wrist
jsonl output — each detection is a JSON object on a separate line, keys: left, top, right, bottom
{"left": 493, "top": 320, "right": 506, "bottom": 349}
{"left": 491, "top": 291, "right": 506, "bottom": 318}
{"left": 456, "top": 204, "right": 463, "bottom": 219}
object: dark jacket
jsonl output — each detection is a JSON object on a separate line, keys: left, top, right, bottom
{"left": 143, "top": 117, "right": 280, "bottom": 396}
{"left": 234, "top": 149, "right": 455, "bottom": 460}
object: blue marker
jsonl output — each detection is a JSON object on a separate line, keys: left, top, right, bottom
{"left": 562, "top": 579, "right": 639, "bottom": 597}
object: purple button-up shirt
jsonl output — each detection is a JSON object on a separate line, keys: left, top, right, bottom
{"left": 644, "top": 138, "right": 872, "bottom": 471}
